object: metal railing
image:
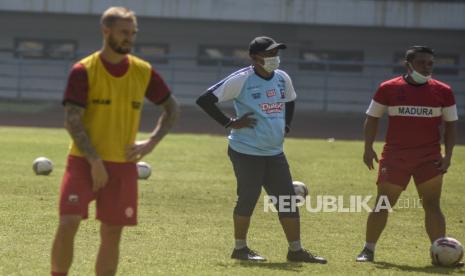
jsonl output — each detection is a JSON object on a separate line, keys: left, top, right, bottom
{"left": 0, "top": 49, "right": 463, "bottom": 114}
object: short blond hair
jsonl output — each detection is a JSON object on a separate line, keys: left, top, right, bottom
{"left": 101, "top": 6, "right": 136, "bottom": 27}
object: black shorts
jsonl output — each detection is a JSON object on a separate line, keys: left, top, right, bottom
{"left": 228, "top": 147, "right": 298, "bottom": 218}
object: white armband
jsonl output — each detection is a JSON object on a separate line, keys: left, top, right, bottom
{"left": 442, "top": 105, "right": 458, "bottom": 122}
{"left": 366, "top": 100, "right": 387, "bottom": 118}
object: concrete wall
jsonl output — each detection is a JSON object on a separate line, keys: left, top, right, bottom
{"left": 0, "top": 11, "right": 464, "bottom": 113}
{"left": 1, "top": 12, "right": 464, "bottom": 59}
{"left": 1, "top": 0, "right": 465, "bottom": 30}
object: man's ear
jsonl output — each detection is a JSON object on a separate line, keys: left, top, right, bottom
{"left": 101, "top": 25, "right": 111, "bottom": 37}
{"left": 250, "top": 54, "right": 262, "bottom": 65}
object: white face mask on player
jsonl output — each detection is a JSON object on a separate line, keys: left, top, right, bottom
{"left": 408, "top": 63, "right": 431, "bottom": 84}
{"left": 262, "top": 56, "right": 280, "bottom": 73}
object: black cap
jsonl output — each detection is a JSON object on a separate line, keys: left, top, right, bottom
{"left": 249, "top": 36, "right": 287, "bottom": 55}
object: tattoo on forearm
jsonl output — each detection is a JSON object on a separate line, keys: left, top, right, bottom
{"left": 65, "top": 104, "right": 99, "bottom": 160}
{"left": 150, "top": 97, "right": 179, "bottom": 141}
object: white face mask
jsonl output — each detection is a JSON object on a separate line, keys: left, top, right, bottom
{"left": 408, "top": 63, "right": 431, "bottom": 84}
{"left": 262, "top": 56, "right": 280, "bottom": 73}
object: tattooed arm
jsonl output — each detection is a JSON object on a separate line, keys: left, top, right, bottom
{"left": 149, "top": 95, "right": 180, "bottom": 144}
{"left": 64, "top": 103, "right": 98, "bottom": 160}
{"left": 64, "top": 103, "right": 108, "bottom": 191}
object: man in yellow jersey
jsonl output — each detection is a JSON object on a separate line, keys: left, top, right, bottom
{"left": 50, "top": 7, "right": 179, "bottom": 276}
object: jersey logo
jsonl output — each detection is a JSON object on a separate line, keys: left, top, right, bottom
{"left": 252, "top": 93, "right": 261, "bottom": 99}
{"left": 92, "top": 99, "right": 111, "bottom": 105}
{"left": 266, "top": 89, "right": 276, "bottom": 97}
{"left": 132, "top": 101, "right": 142, "bottom": 110}
{"left": 388, "top": 106, "right": 441, "bottom": 118}
{"left": 280, "top": 89, "right": 285, "bottom": 99}
{"left": 260, "top": 102, "right": 284, "bottom": 114}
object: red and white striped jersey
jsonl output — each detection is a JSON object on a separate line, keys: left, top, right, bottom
{"left": 366, "top": 76, "right": 458, "bottom": 158}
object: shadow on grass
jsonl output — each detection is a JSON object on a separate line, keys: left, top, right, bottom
{"left": 374, "top": 261, "right": 465, "bottom": 274}
{"left": 217, "top": 261, "right": 305, "bottom": 272}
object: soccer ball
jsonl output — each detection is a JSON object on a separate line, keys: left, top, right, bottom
{"left": 293, "top": 181, "right": 308, "bottom": 198}
{"left": 431, "top": 237, "right": 464, "bottom": 266}
{"left": 32, "top": 157, "right": 53, "bottom": 175}
{"left": 137, "top": 161, "right": 152, "bottom": 180}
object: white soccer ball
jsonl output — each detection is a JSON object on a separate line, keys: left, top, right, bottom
{"left": 293, "top": 181, "right": 308, "bottom": 198}
{"left": 137, "top": 161, "right": 152, "bottom": 180}
{"left": 431, "top": 237, "right": 464, "bottom": 267}
{"left": 32, "top": 157, "right": 53, "bottom": 175}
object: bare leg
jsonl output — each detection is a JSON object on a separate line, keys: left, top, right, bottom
{"left": 233, "top": 214, "right": 251, "bottom": 240}
{"left": 279, "top": 217, "right": 300, "bottom": 242}
{"left": 95, "top": 223, "right": 124, "bottom": 276}
{"left": 51, "top": 215, "right": 82, "bottom": 273}
{"left": 416, "top": 175, "right": 445, "bottom": 243}
{"left": 366, "top": 182, "right": 403, "bottom": 243}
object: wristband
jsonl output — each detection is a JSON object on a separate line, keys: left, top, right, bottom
{"left": 224, "top": 118, "right": 236, "bottom": 128}
{"left": 285, "top": 125, "right": 290, "bottom": 133}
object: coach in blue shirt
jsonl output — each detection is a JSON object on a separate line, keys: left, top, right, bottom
{"left": 196, "top": 36, "right": 327, "bottom": 264}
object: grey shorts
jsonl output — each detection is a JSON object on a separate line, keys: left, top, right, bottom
{"left": 228, "top": 147, "right": 298, "bottom": 218}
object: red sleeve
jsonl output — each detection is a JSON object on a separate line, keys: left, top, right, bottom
{"left": 62, "top": 63, "right": 88, "bottom": 107}
{"left": 145, "top": 69, "right": 171, "bottom": 105}
{"left": 373, "top": 84, "right": 389, "bottom": 106}
{"left": 442, "top": 87, "right": 456, "bottom": 107}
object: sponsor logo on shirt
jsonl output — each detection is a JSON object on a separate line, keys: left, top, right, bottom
{"left": 266, "top": 89, "right": 276, "bottom": 97}
{"left": 388, "top": 106, "right": 441, "bottom": 118}
{"left": 260, "top": 102, "right": 284, "bottom": 114}
{"left": 92, "top": 99, "right": 111, "bottom": 105}
{"left": 280, "top": 89, "right": 285, "bottom": 99}
{"left": 252, "top": 93, "right": 261, "bottom": 99}
{"left": 399, "top": 106, "right": 432, "bottom": 116}
{"left": 132, "top": 101, "right": 142, "bottom": 110}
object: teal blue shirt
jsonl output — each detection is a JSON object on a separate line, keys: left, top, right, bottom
{"left": 208, "top": 66, "right": 297, "bottom": 156}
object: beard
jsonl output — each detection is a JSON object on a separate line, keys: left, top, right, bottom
{"left": 108, "top": 34, "right": 132, "bottom": 55}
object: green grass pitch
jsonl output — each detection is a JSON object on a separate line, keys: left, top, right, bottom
{"left": 0, "top": 127, "right": 464, "bottom": 275}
